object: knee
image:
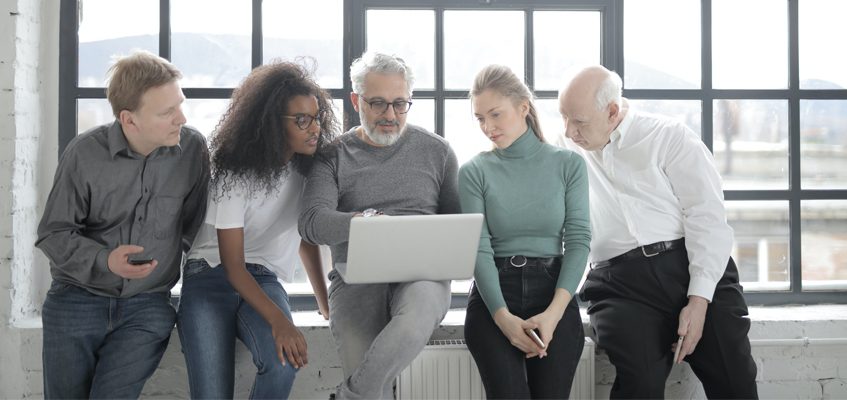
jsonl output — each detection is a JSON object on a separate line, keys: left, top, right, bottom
{"left": 258, "top": 356, "right": 298, "bottom": 381}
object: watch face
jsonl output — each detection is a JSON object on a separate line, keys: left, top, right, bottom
{"left": 363, "top": 208, "right": 378, "bottom": 218}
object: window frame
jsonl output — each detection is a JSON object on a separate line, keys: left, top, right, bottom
{"left": 58, "top": 0, "right": 847, "bottom": 308}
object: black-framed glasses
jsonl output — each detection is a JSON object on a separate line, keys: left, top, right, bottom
{"left": 359, "top": 95, "right": 413, "bottom": 115}
{"left": 282, "top": 111, "right": 323, "bottom": 130}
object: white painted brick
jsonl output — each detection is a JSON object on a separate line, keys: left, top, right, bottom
{"left": 753, "top": 344, "right": 804, "bottom": 358}
{"left": 757, "top": 381, "right": 822, "bottom": 399}
{"left": 823, "top": 379, "right": 847, "bottom": 399}
{"left": 760, "top": 358, "right": 812, "bottom": 381}
{"left": 804, "top": 321, "right": 847, "bottom": 339}
{"left": 20, "top": 329, "right": 42, "bottom": 372}
{"left": 804, "top": 345, "right": 847, "bottom": 359}
{"left": 749, "top": 320, "right": 806, "bottom": 339}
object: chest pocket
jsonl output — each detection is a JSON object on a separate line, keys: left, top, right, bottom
{"left": 152, "top": 196, "right": 182, "bottom": 239}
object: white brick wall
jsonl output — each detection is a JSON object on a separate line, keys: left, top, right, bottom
{"left": 0, "top": 1, "right": 846, "bottom": 399}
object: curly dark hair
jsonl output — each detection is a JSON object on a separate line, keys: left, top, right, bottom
{"left": 209, "top": 61, "right": 339, "bottom": 197}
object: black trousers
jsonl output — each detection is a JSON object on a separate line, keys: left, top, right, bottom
{"left": 465, "top": 261, "right": 585, "bottom": 399}
{"left": 580, "top": 246, "right": 758, "bottom": 399}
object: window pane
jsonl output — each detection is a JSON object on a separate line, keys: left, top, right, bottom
{"left": 713, "top": 100, "right": 788, "bottom": 190}
{"left": 367, "top": 10, "right": 435, "bottom": 90}
{"left": 171, "top": 0, "right": 251, "bottom": 88}
{"left": 78, "top": 99, "right": 114, "bottom": 134}
{"left": 802, "top": 200, "right": 847, "bottom": 290}
{"left": 183, "top": 99, "right": 230, "bottom": 139}
{"left": 263, "top": 0, "right": 343, "bottom": 88}
{"left": 406, "top": 99, "right": 435, "bottom": 136}
{"left": 78, "top": 0, "right": 158, "bottom": 87}
{"left": 628, "top": 100, "right": 702, "bottom": 136}
{"left": 800, "top": 0, "right": 847, "bottom": 89}
{"left": 712, "top": 0, "right": 788, "bottom": 89}
{"left": 624, "top": 0, "right": 700, "bottom": 89}
{"left": 444, "top": 11, "right": 524, "bottom": 90}
{"left": 801, "top": 100, "right": 847, "bottom": 189}
{"left": 444, "top": 99, "right": 491, "bottom": 167}
{"left": 536, "top": 99, "right": 567, "bottom": 145}
{"left": 533, "top": 11, "right": 601, "bottom": 90}
{"left": 727, "top": 201, "right": 790, "bottom": 291}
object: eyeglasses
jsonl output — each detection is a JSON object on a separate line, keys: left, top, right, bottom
{"left": 359, "top": 95, "right": 413, "bottom": 115}
{"left": 282, "top": 111, "right": 323, "bottom": 130}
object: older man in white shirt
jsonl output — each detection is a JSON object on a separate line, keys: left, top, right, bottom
{"left": 558, "top": 65, "right": 758, "bottom": 399}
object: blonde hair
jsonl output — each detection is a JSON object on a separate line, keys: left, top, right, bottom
{"left": 105, "top": 50, "right": 182, "bottom": 118}
{"left": 470, "top": 64, "right": 545, "bottom": 142}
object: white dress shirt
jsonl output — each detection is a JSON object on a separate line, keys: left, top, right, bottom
{"left": 560, "top": 101, "right": 734, "bottom": 301}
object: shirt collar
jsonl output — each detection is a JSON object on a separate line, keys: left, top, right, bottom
{"left": 107, "top": 120, "right": 183, "bottom": 159}
{"left": 107, "top": 120, "right": 130, "bottom": 159}
{"left": 609, "top": 99, "right": 634, "bottom": 150}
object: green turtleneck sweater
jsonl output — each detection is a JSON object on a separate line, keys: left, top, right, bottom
{"left": 458, "top": 129, "right": 591, "bottom": 315}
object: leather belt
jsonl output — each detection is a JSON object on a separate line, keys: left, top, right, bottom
{"left": 494, "top": 256, "right": 560, "bottom": 269}
{"left": 591, "top": 238, "right": 685, "bottom": 270}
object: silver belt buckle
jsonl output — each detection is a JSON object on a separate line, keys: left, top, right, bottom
{"left": 641, "top": 245, "right": 660, "bottom": 257}
{"left": 509, "top": 256, "right": 527, "bottom": 267}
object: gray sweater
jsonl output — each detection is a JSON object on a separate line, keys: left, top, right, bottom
{"left": 298, "top": 124, "right": 460, "bottom": 264}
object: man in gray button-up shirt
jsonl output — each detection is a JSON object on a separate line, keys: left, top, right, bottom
{"left": 35, "top": 50, "right": 210, "bottom": 399}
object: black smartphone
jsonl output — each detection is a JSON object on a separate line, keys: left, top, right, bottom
{"left": 127, "top": 255, "right": 153, "bottom": 265}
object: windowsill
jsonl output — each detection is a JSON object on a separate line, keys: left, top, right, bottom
{"left": 12, "top": 305, "right": 847, "bottom": 332}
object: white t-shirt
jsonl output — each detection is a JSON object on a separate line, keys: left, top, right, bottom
{"left": 186, "top": 171, "right": 306, "bottom": 282}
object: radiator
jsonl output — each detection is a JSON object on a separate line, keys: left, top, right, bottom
{"left": 397, "top": 337, "right": 595, "bottom": 399}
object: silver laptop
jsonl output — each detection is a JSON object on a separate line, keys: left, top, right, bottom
{"left": 338, "top": 213, "right": 484, "bottom": 284}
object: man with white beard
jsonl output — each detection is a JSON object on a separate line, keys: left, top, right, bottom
{"left": 298, "top": 51, "right": 460, "bottom": 399}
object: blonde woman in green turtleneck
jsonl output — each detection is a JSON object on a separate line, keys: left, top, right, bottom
{"left": 459, "top": 65, "right": 590, "bottom": 399}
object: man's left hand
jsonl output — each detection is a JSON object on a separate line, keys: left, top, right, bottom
{"left": 675, "top": 295, "right": 709, "bottom": 363}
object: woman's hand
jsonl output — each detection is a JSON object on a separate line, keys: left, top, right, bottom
{"left": 270, "top": 314, "right": 308, "bottom": 368}
{"left": 526, "top": 309, "right": 563, "bottom": 357}
{"left": 492, "top": 308, "right": 547, "bottom": 357}
{"left": 526, "top": 288, "right": 571, "bottom": 357}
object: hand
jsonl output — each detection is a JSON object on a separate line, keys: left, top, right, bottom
{"left": 318, "top": 301, "right": 330, "bottom": 321}
{"left": 107, "top": 245, "right": 157, "bottom": 279}
{"left": 526, "top": 308, "right": 563, "bottom": 358}
{"left": 674, "top": 295, "right": 708, "bottom": 364}
{"left": 270, "top": 314, "right": 308, "bottom": 368}
{"left": 492, "top": 308, "right": 546, "bottom": 357}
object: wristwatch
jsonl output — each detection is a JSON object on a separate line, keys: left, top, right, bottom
{"left": 362, "top": 208, "right": 381, "bottom": 218}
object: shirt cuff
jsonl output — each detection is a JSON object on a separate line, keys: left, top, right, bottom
{"left": 687, "top": 276, "right": 718, "bottom": 303}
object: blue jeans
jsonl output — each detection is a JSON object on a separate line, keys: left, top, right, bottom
{"left": 177, "top": 259, "right": 297, "bottom": 399}
{"left": 42, "top": 280, "right": 176, "bottom": 399}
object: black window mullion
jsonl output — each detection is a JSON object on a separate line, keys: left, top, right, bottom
{"left": 435, "top": 7, "right": 445, "bottom": 137}
{"left": 701, "top": 0, "right": 713, "bottom": 151}
{"left": 159, "top": 0, "right": 170, "bottom": 60}
{"left": 58, "top": 0, "right": 79, "bottom": 156}
{"left": 252, "top": 0, "right": 262, "bottom": 69}
{"left": 524, "top": 9, "right": 534, "bottom": 90}
{"left": 787, "top": 0, "right": 802, "bottom": 294}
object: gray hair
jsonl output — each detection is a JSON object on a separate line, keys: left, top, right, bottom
{"left": 350, "top": 51, "right": 415, "bottom": 95}
{"left": 595, "top": 69, "right": 623, "bottom": 111}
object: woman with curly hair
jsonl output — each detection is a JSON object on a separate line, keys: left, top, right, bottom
{"left": 177, "top": 61, "right": 338, "bottom": 399}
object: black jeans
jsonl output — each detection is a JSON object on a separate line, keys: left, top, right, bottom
{"left": 465, "top": 259, "right": 584, "bottom": 399}
{"left": 580, "top": 247, "right": 758, "bottom": 399}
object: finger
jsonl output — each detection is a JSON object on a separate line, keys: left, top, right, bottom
{"left": 677, "top": 315, "right": 689, "bottom": 337}
{"left": 297, "top": 338, "right": 309, "bottom": 366}
{"left": 276, "top": 346, "right": 292, "bottom": 365}
{"left": 520, "top": 320, "right": 539, "bottom": 331}
{"left": 122, "top": 245, "right": 145, "bottom": 255}
{"left": 284, "top": 345, "right": 300, "bottom": 368}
